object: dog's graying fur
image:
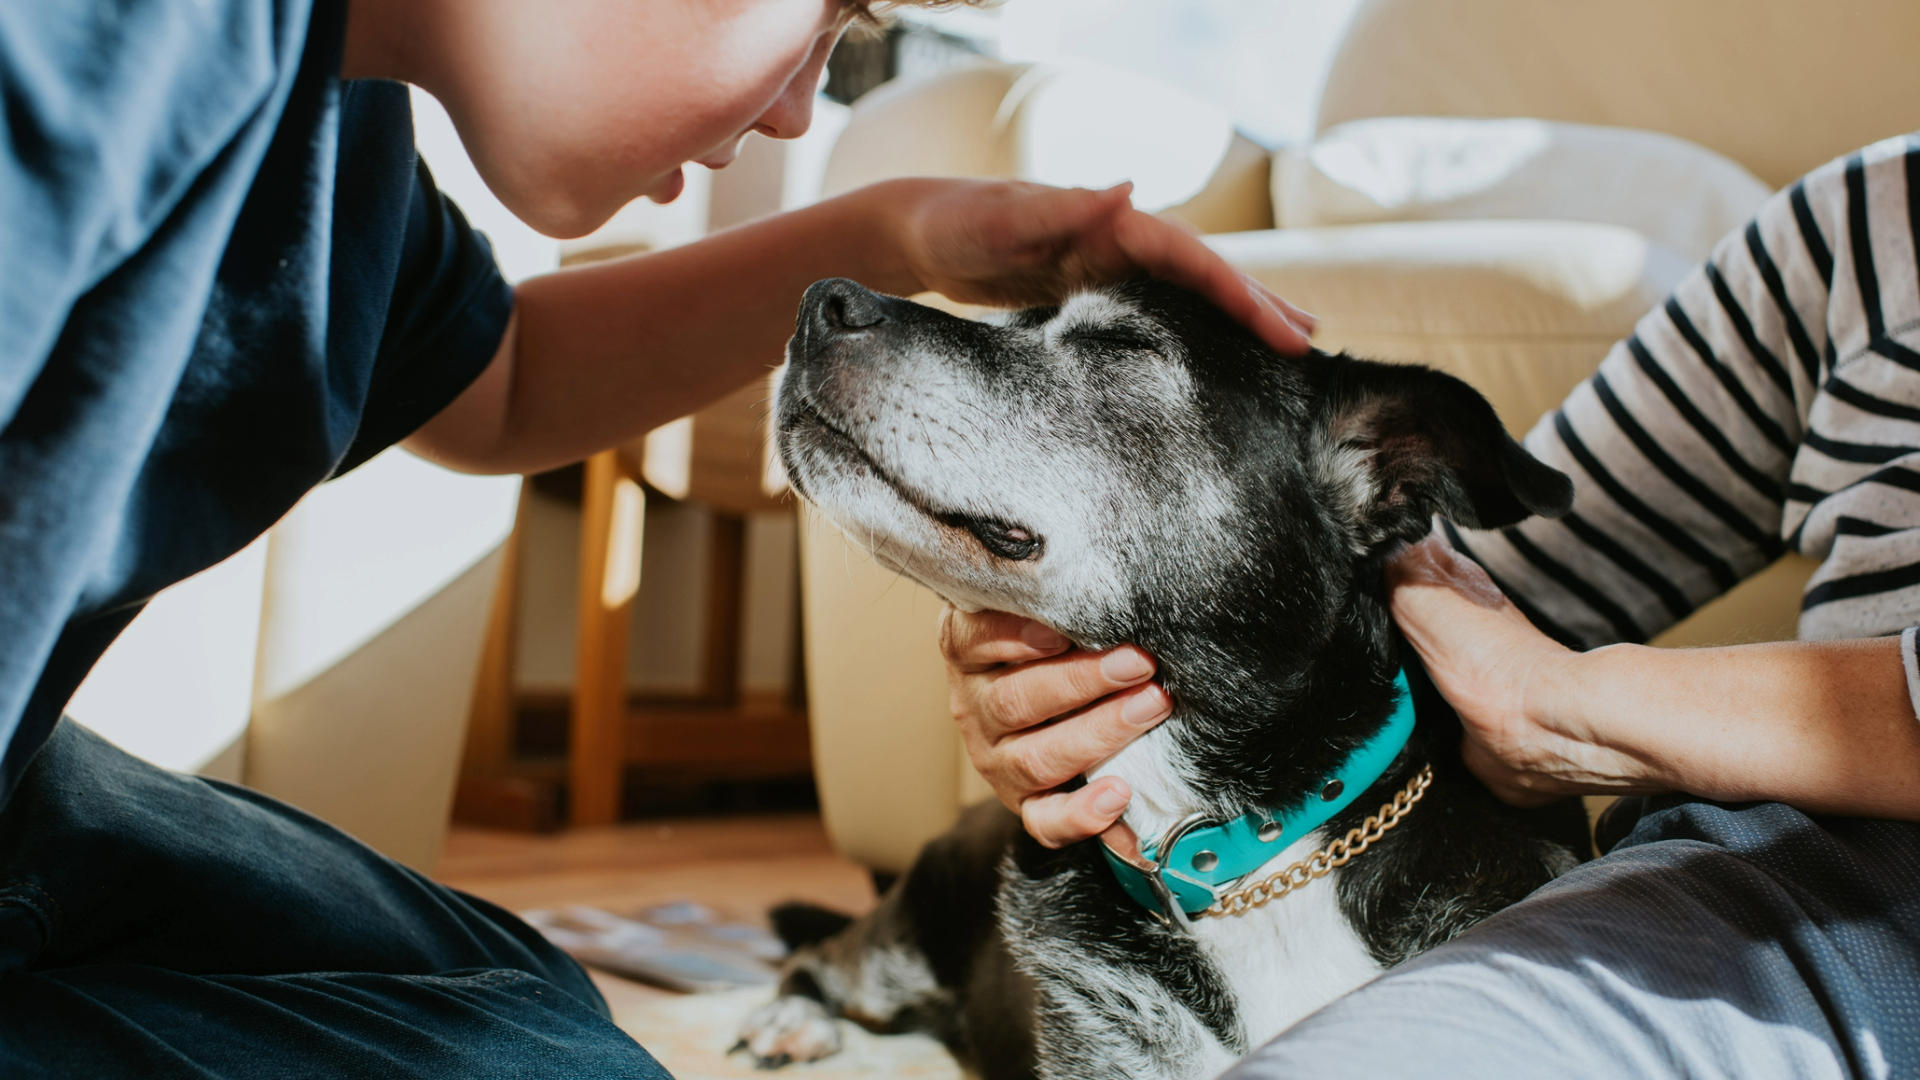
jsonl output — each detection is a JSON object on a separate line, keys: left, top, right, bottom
{"left": 741, "top": 278, "right": 1592, "bottom": 1079}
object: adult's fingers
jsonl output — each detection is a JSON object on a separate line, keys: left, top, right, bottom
{"left": 1385, "top": 534, "right": 1507, "bottom": 609}
{"left": 964, "top": 645, "right": 1157, "bottom": 744}
{"left": 988, "top": 681, "right": 1172, "bottom": 792}
{"left": 1020, "top": 777, "right": 1133, "bottom": 849}
{"left": 939, "top": 606, "right": 1070, "bottom": 674}
{"left": 1109, "top": 209, "right": 1315, "bottom": 356}
{"left": 1458, "top": 734, "right": 1562, "bottom": 808}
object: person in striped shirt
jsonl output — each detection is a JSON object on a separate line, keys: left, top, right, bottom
{"left": 946, "top": 135, "right": 1920, "bottom": 1077}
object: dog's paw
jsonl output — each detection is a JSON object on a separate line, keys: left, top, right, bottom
{"left": 733, "top": 995, "right": 843, "bottom": 1068}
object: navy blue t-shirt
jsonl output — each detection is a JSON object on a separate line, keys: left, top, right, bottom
{"left": 0, "top": 0, "right": 512, "bottom": 804}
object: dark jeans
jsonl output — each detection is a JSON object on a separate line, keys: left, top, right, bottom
{"left": 0, "top": 720, "right": 672, "bottom": 1079}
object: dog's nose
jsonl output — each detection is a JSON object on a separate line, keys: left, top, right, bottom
{"left": 799, "top": 278, "right": 889, "bottom": 351}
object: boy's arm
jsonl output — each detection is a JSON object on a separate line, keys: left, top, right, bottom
{"left": 403, "top": 178, "right": 1314, "bottom": 475}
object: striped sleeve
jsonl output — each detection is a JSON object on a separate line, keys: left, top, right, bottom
{"left": 1446, "top": 142, "right": 1910, "bottom": 648}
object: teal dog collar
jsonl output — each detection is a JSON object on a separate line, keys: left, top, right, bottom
{"left": 1099, "top": 669, "right": 1416, "bottom": 927}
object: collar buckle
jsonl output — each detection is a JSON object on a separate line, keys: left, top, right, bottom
{"left": 1100, "top": 811, "right": 1219, "bottom": 932}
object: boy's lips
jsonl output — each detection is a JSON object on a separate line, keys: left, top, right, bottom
{"left": 647, "top": 166, "right": 686, "bottom": 204}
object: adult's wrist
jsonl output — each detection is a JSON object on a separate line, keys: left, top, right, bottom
{"left": 1525, "top": 643, "right": 1677, "bottom": 794}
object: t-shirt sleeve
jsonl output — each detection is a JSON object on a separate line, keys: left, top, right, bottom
{"left": 0, "top": 0, "right": 296, "bottom": 431}
{"left": 333, "top": 157, "right": 514, "bottom": 475}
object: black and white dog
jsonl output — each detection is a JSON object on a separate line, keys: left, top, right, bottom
{"left": 740, "top": 278, "right": 1591, "bottom": 1079}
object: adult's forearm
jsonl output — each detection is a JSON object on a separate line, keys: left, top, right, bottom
{"left": 1546, "top": 638, "right": 1920, "bottom": 820}
{"left": 410, "top": 181, "right": 926, "bottom": 475}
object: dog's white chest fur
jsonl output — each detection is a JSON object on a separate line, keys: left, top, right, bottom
{"left": 1090, "top": 734, "right": 1384, "bottom": 1058}
{"left": 1192, "top": 831, "right": 1384, "bottom": 1049}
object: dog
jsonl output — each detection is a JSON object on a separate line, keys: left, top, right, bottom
{"left": 739, "top": 277, "right": 1592, "bottom": 1079}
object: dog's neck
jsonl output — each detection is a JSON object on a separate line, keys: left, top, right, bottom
{"left": 1087, "top": 583, "right": 1404, "bottom": 845}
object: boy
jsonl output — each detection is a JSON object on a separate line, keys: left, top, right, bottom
{"left": 0, "top": 0, "right": 1312, "bottom": 1075}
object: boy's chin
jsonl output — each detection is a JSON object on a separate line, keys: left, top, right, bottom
{"left": 645, "top": 166, "right": 687, "bottom": 205}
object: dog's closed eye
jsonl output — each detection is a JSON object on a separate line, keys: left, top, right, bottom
{"left": 942, "top": 513, "right": 1044, "bottom": 561}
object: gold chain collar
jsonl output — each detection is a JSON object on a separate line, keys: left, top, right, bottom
{"left": 1192, "top": 764, "right": 1434, "bottom": 921}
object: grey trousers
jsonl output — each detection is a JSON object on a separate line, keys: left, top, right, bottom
{"left": 1225, "top": 796, "right": 1920, "bottom": 1080}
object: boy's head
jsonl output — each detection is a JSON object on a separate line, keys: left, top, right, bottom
{"left": 347, "top": 0, "right": 969, "bottom": 239}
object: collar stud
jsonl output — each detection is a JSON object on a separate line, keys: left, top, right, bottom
{"left": 1191, "top": 850, "right": 1219, "bottom": 872}
{"left": 1256, "top": 820, "right": 1281, "bottom": 843}
{"left": 1321, "top": 779, "right": 1344, "bottom": 802}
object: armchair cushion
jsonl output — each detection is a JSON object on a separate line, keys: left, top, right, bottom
{"left": 821, "top": 62, "right": 1273, "bottom": 236}
{"left": 1276, "top": 118, "right": 1771, "bottom": 262}
{"left": 1211, "top": 219, "right": 1690, "bottom": 436}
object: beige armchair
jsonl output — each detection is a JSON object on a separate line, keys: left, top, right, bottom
{"left": 802, "top": 0, "right": 1920, "bottom": 872}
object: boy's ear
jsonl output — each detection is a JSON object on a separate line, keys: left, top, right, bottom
{"left": 1316, "top": 355, "right": 1574, "bottom": 547}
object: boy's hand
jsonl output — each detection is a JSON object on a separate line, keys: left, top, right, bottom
{"left": 940, "top": 607, "right": 1173, "bottom": 848}
{"left": 885, "top": 179, "right": 1316, "bottom": 358}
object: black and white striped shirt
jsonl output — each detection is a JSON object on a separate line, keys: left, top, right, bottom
{"left": 1453, "top": 134, "right": 1920, "bottom": 651}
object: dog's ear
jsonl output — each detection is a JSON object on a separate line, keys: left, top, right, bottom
{"left": 1315, "top": 355, "right": 1573, "bottom": 545}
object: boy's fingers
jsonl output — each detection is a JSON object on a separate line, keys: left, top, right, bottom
{"left": 1249, "top": 294, "right": 1314, "bottom": 356}
{"left": 1004, "top": 182, "right": 1134, "bottom": 245}
{"left": 1021, "top": 778, "right": 1132, "bottom": 849}
{"left": 1271, "top": 289, "right": 1319, "bottom": 334}
{"left": 972, "top": 646, "right": 1157, "bottom": 742}
{"left": 1108, "top": 210, "right": 1314, "bottom": 356}
{"left": 990, "top": 681, "right": 1172, "bottom": 792}
{"left": 916, "top": 180, "right": 1318, "bottom": 353}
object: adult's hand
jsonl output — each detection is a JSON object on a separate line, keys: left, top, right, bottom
{"left": 1388, "top": 532, "right": 1920, "bottom": 823}
{"left": 940, "top": 607, "right": 1173, "bottom": 848}
{"left": 1385, "top": 535, "right": 1665, "bottom": 806}
{"left": 885, "top": 178, "right": 1316, "bottom": 358}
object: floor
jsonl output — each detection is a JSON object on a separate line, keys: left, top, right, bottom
{"left": 434, "top": 813, "right": 881, "bottom": 1018}
{"left": 438, "top": 808, "right": 1615, "bottom": 1078}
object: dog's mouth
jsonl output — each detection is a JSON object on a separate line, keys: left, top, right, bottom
{"left": 783, "top": 393, "right": 1046, "bottom": 564}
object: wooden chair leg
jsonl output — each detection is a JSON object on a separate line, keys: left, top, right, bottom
{"left": 461, "top": 483, "right": 528, "bottom": 782}
{"left": 452, "top": 484, "right": 569, "bottom": 831}
{"left": 570, "top": 449, "right": 646, "bottom": 826}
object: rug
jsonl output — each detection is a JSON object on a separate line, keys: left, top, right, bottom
{"left": 615, "top": 987, "right": 967, "bottom": 1080}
